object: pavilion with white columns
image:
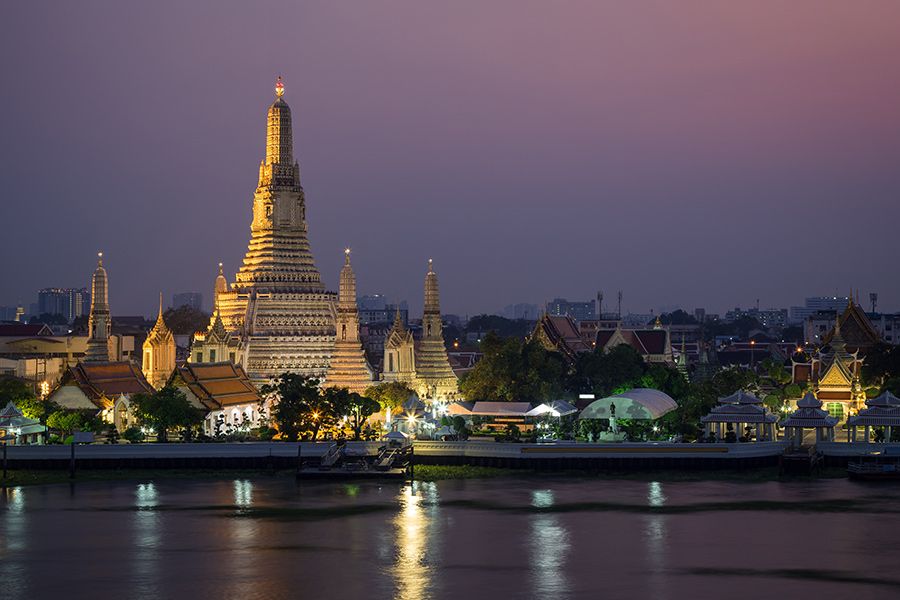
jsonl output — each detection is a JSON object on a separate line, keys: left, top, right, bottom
{"left": 846, "top": 391, "right": 900, "bottom": 443}
{"left": 782, "top": 391, "right": 838, "bottom": 447}
{"left": 700, "top": 391, "right": 778, "bottom": 442}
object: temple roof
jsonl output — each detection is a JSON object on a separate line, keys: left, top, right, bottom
{"left": 533, "top": 314, "right": 591, "bottom": 362}
{"left": 596, "top": 328, "right": 668, "bottom": 356}
{"left": 171, "top": 362, "right": 261, "bottom": 410}
{"left": 782, "top": 392, "right": 838, "bottom": 428}
{"left": 822, "top": 298, "right": 881, "bottom": 350}
{"left": 718, "top": 390, "right": 763, "bottom": 405}
{"left": 0, "top": 323, "right": 54, "bottom": 337}
{"left": 847, "top": 406, "right": 900, "bottom": 427}
{"left": 701, "top": 403, "right": 778, "bottom": 424}
{"left": 56, "top": 361, "right": 154, "bottom": 408}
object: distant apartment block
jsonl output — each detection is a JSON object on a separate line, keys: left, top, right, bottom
{"left": 37, "top": 288, "right": 90, "bottom": 321}
{"left": 545, "top": 298, "right": 596, "bottom": 322}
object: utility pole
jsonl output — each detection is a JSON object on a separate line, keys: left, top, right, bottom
{"left": 617, "top": 291, "right": 622, "bottom": 319}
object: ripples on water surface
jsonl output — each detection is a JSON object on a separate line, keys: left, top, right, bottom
{"left": 2, "top": 477, "right": 900, "bottom": 599}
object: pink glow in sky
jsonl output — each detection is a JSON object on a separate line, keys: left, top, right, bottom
{"left": 2, "top": 1, "right": 899, "bottom": 316}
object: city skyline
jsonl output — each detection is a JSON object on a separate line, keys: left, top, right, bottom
{"left": 3, "top": 2, "right": 900, "bottom": 317}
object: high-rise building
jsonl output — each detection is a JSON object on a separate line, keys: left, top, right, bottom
{"left": 172, "top": 292, "right": 203, "bottom": 312}
{"left": 546, "top": 298, "right": 596, "bottom": 322}
{"left": 789, "top": 296, "right": 851, "bottom": 324}
{"left": 37, "top": 288, "right": 89, "bottom": 321}
{"left": 191, "top": 77, "right": 336, "bottom": 383}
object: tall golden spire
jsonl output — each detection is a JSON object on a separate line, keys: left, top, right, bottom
{"left": 85, "top": 252, "right": 112, "bottom": 362}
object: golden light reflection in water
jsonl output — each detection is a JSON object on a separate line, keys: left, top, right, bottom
{"left": 226, "top": 480, "right": 258, "bottom": 599}
{"left": 645, "top": 481, "right": 668, "bottom": 600}
{"left": 1, "top": 486, "right": 26, "bottom": 597}
{"left": 530, "top": 489, "right": 570, "bottom": 599}
{"left": 133, "top": 482, "right": 160, "bottom": 600}
{"left": 392, "top": 482, "right": 437, "bottom": 600}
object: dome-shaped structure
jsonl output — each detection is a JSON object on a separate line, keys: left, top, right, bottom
{"left": 579, "top": 388, "right": 678, "bottom": 420}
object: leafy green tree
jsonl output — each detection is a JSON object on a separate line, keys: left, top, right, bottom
{"left": 47, "top": 410, "right": 84, "bottom": 439}
{"left": 262, "top": 373, "right": 326, "bottom": 441}
{"left": 364, "top": 382, "right": 414, "bottom": 419}
{"left": 122, "top": 426, "right": 145, "bottom": 443}
{"left": 131, "top": 386, "right": 203, "bottom": 442}
{"left": 0, "top": 376, "right": 38, "bottom": 411}
{"left": 162, "top": 305, "right": 211, "bottom": 336}
{"left": 460, "top": 333, "right": 565, "bottom": 402}
{"left": 327, "top": 388, "right": 380, "bottom": 440}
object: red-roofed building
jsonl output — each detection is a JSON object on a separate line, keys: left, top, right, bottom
{"left": 169, "top": 362, "right": 263, "bottom": 436}
{"left": 531, "top": 314, "right": 592, "bottom": 363}
{"left": 49, "top": 361, "right": 154, "bottom": 431}
{"left": 595, "top": 326, "right": 674, "bottom": 365}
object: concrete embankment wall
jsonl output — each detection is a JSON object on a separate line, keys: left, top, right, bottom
{"left": 4, "top": 441, "right": 788, "bottom": 471}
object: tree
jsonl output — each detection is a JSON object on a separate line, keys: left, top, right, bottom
{"left": 131, "top": 386, "right": 203, "bottom": 442}
{"left": 364, "top": 382, "right": 414, "bottom": 421}
{"left": 459, "top": 333, "right": 565, "bottom": 402}
{"left": 47, "top": 410, "right": 84, "bottom": 440}
{"left": 261, "top": 373, "right": 324, "bottom": 441}
{"left": 327, "top": 388, "right": 380, "bottom": 440}
{"left": 162, "top": 305, "right": 211, "bottom": 336}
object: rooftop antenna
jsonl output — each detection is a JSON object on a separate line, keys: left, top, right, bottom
{"left": 617, "top": 291, "right": 622, "bottom": 319}
{"left": 870, "top": 292, "right": 878, "bottom": 315}
{"left": 597, "top": 291, "right": 603, "bottom": 319}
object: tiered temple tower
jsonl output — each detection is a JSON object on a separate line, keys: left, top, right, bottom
{"left": 192, "top": 77, "right": 336, "bottom": 383}
{"left": 322, "top": 249, "right": 374, "bottom": 393}
{"left": 383, "top": 308, "right": 417, "bottom": 386}
{"left": 84, "top": 253, "right": 112, "bottom": 362}
{"left": 412, "top": 259, "right": 458, "bottom": 399}
{"left": 142, "top": 293, "right": 175, "bottom": 389}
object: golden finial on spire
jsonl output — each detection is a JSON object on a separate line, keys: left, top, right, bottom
{"left": 97, "top": 251, "right": 103, "bottom": 266}
{"left": 344, "top": 247, "right": 351, "bottom": 265}
{"left": 275, "top": 76, "right": 284, "bottom": 98}
{"left": 218, "top": 262, "right": 224, "bottom": 275}
{"left": 158, "top": 292, "right": 163, "bottom": 317}
{"left": 428, "top": 258, "right": 433, "bottom": 273}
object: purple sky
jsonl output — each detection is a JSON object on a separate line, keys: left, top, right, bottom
{"left": 3, "top": 1, "right": 900, "bottom": 318}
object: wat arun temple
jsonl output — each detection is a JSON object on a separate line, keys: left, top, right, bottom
{"left": 190, "top": 78, "right": 458, "bottom": 399}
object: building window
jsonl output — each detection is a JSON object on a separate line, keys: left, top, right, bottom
{"left": 229, "top": 352, "right": 236, "bottom": 363}
{"left": 210, "top": 349, "right": 217, "bottom": 362}
{"left": 195, "top": 352, "right": 202, "bottom": 362}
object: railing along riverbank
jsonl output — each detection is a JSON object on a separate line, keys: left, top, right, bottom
{"left": 3, "top": 440, "right": 789, "bottom": 471}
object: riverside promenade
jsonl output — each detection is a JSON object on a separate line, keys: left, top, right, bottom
{"left": 4, "top": 440, "right": 792, "bottom": 471}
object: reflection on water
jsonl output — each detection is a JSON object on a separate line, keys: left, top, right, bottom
{"left": 530, "top": 489, "right": 570, "bottom": 599}
{"left": 3, "top": 477, "right": 900, "bottom": 600}
{"left": 1, "top": 487, "right": 26, "bottom": 599}
{"left": 645, "top": 481, "right": 668, "bottom": 600}
{"left": 227, "top": 480, "right": 258, "bottom": 599}
{"left": 393, "top": 482, "right": 439, "bottom": 600}
{"left": 133, "top": 483, "right": 159, "bottom": 600}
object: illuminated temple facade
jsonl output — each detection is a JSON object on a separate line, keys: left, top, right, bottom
{"left": 190, "top": 78, "right": 336, "bottom": 383}
{"left": 382, "top": 260, "right": 459, "bottom": 400}
{"left": 321, "top": 250, "right": 374, "bottom": 394}
{"left": 792, "top": 298, "right": 881, "bottom": 420}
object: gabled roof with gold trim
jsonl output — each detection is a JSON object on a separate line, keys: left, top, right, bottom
{"left": 170, "top": 361, "right": 260, "bottom": 410}
{"left": 817, "top": 356, "right": 854, "bottom": 389}
{"left": 55, "top": 361, "right": 154, "bottom": 409}
{"left": 822, "top": 298, "right": 881, "bottom": 350}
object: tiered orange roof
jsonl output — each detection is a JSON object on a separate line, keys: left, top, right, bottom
{"left": 171, "top": 362, "right": 260, "bottom": 410}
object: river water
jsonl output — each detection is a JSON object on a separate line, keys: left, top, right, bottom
{"left": 2, "top": 476, "right": 899, "bottom": 599}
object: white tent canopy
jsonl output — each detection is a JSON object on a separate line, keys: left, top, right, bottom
{"left": 579, "top": 388, "right": 677, "bottom": 421}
